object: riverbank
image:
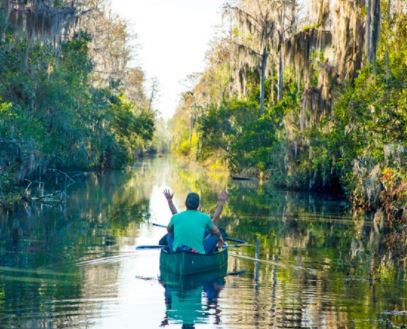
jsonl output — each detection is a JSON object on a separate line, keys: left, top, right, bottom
{"left": 174, "top": 150, "right": 406, "bottom": 232}
{"left": 0, "top": 168, "right": 88, "bottom": 212}
{"left": 0, "top": 155, "right": 155, "bottom": 212}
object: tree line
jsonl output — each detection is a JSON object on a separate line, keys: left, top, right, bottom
{"left": 170, "top": 0, "right": 406, "bottom": 226}
{"left": 0, "top": 0, "right": 156, "bottom": 208}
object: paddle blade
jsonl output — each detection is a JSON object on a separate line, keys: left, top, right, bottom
{"left": 152, "top": 223, "right": 167, "bottom": 228}
{"left": 135, "top": 245, "right": 166, "bottom": 250}
{"left": 225, "top": 237, "right": 246, "bottom": 244}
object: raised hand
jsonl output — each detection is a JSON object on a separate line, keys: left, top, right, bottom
{"left": 163, "top": 188, "right": 174, "bottom": 201}
{"left": 218, "top": 191, "right": 228, "bottom": 203}
{"left": 163, "top": 188, "right": 177, "bottom": 215}
{"left": 212, "top": 190, "right": 228, "bottom": 225}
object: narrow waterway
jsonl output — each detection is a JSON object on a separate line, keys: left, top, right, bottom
{"left": 0, "top": 157, "right": 406, "bottom": 329}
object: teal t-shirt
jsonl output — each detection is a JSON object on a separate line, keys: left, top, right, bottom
{"left": 168, "top": 210, "right": 214, "bottom": 254}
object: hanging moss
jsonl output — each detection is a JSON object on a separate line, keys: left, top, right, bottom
{"left": 332, "top": 0, "right": 366, "bottom": 81}
{"left": 4, "top": 0, "right": 76, "bottom": 43}
{"left": 309, "top": 0, "right": 330, "bottom": 28}
{"left": 285, "top": 28, "right": 332, "bottom": 88}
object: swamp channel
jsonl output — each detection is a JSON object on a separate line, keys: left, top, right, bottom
{"left": 0, "top": 156, "right": 406, "bottom": 329}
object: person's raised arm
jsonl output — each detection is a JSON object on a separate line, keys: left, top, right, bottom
{"left": 163, "top": 188, "right": 178, "bottom": 215}
{"left": 211, "top": 191, "right": 228, "bottom": 226}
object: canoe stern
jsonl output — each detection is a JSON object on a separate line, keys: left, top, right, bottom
{"left": 160, "top": 248, "right": 228, "bottom": 275}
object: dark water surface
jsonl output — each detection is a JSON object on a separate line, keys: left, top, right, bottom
{"left": 1, "top": 157, "right": 406, "bottom": 329}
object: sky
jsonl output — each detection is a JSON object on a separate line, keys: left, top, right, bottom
{"left": 110, "top": 0, "right": 225, "bottom": 119}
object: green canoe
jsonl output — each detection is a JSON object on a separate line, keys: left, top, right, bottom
{"left": 160, "top": 267, "right": 227, "bottom": 290}
{"left": 159, "top": 248, "right": 228, "bottom": 275}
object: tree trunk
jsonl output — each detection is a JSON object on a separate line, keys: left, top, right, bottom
{"left": 22, "top": 37, "right": 33, "bottom": 72}
{"left": 365, "top": 0, "right": 372, "bottom": 61}
{"left": 385, "top": 0, "right": 391, "bottom": 84}
{"left": 148, "top": 79, "right": 158, "bottom": 111}
{"left": 278, "top": 5, "right": 285, "bottom": 101}
{"left": 278, "top": 49, "right": 284, "bottom": 101}
{"left": 269, "top": 65, "right": 275, "bottom": 104}
{"left": 260, "top": 47, "right": 268, "bottom": 115}
{"left": 189, "top": 112, "right": 193, "bottom": 144}
{"left": 1, "top": 0, "right": 10, "bottom": 42}
{"left": 365, "top": 0, "right": 381, "bottom": 74}
{"left": 372, "top": 0, "right": 381, "bottom": 75}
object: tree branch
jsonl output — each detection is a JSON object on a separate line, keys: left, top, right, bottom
{"left": 231, "top": 41, "right": 262, "bottom": 58}
{"left": 223, "top": 4, "right": 261, "bottom": 33}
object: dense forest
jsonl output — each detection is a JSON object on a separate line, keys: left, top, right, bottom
{"left": 0, "top": 0, "right": 405, "bottom": 227}
{"left": 170, "top": 0, "right": 406, "bottom": 226}
{"left": 0, "top": 0, "right": 157, "bottom": 208}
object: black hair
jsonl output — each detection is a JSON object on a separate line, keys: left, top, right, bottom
{"left": 185, "top": 192, "right": 200, "bottom": 210}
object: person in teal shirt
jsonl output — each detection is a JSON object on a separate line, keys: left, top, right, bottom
{"left": 163, "top": 191, "right": 226, "bottom": 254}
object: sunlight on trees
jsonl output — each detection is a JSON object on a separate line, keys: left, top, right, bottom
{"left": 170, "top": 0, "right": 407, "bottom": 225}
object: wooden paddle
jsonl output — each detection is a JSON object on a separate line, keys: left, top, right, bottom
{"left": 151, "top": 222, "right": 248, "bottom": 245}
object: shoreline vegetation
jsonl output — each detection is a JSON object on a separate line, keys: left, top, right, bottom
{"left": 0, "top": 0, "right": 167, "bottom": 210}
{"left": 169, "top": 0, "right": 406, "bottom": 229}
{"left": 0, "top": 0, "right": 405, "bottom": 236}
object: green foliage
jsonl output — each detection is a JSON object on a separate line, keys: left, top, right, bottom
{"left": 0, "top": 20, "right": 155, "bottom": 206}
{"left": 198, "top": 98, "right": 284, "bottom": 173}
{"left": 169, "top": 103, "right": 196, "bottom": 158}
{"left": 170, "top": 7, "right": 406, "bottom": 225}
{"left": 331, "top": 60, "right": 406, "bottom": 215}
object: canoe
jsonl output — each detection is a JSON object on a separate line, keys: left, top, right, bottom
{"left": 160, "top": 267, "right": 227, "bottom": 290}
{"left": 159, "top": 248, "right": 228, "bottom": 275}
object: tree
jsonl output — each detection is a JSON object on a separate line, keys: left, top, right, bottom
{"left": 365, "top": 0, "right": 381, "bottom": 74}
{"left": 224, "top": 1, "right": 275, "bottom": 114}
{"left": 0, "top": 0, "right": 156, "bottom": 208}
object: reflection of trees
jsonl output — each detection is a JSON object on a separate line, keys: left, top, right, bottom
{"left": 0, "top": 161, "right": 156, "bottom": 328}
{"left": 162, "top": 157, "right": 229, "bottom": 214}
{"left": 1, "top": 157, "right": 406, "bottom": 328}
{"left": 218, "top": 183, "right": 407, "bottom": 328}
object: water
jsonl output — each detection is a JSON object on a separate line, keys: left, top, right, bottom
{"left": 0, "top": 157, "right": 406, "bottom": 329}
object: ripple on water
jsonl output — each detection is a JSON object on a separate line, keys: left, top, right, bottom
{"left": 1, "top": 158, "right": 406, "bottom": 329}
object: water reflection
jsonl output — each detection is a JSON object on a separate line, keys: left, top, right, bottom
{"left": 159, "top": 270, "right": 225, "bottom": 328}
{"left": 0, "top": 163, "right": 154, "bottom": 328}
{"left": 0, "top": 156, "right": 406, "bottom": 328}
